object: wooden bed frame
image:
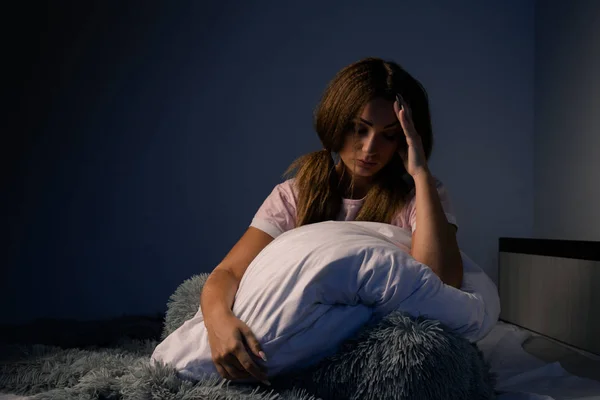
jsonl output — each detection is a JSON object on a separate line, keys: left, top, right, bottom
{"left": 498, "top": 237, "right": 599, "bottom": 356}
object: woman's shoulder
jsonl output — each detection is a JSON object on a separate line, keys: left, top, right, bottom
{"left": 270, "top": 178, "right": 299, "bottom": 204}
{"left": 278, "top": 177, "right": 297, "bottom": 189}
{"left": 277, "top": 177, "right": 297, "bottom": 192}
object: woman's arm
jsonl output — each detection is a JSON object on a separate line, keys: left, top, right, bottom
{"left": 201, "top": 227, "right": 274, "bottom": 324}
{"left": 200, "top": 227, "right": 274, "bottom": 383}
{"left": 393, "top": 95, "right": 463, "bottom": 289}
{"left": 411, "top": 171, "right": 463, "bottom": 288}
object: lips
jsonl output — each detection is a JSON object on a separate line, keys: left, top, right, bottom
{"left": 357, "top": 159, "right": 377, "bottom": 168}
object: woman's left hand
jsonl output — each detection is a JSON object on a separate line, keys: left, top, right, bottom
{"left": 394, "top": 94, "right": 429, "bottom": 178}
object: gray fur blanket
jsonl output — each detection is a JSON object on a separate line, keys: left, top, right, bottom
{"left": 0, "top": 273, "right": 496, "bottom": 399}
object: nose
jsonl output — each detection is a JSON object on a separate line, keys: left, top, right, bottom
{"left": 360, "top": 131, "right": 377, "bottom": 155}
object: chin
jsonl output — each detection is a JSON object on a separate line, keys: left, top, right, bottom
{"left": 353, "top": 171, "right": 376, "bottom": 178}
{"left": 338, "top": 159, "right": 383, "bottom": 178}
{"left": 352, "top": 167, "right": 381, "bottom": 178}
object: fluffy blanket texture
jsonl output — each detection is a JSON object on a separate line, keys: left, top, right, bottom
{"left": 0, "top": 273, "right": 495, "bottom": 399}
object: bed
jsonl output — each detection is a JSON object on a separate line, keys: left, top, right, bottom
{"left": 1, "top": 320, "right": 597, "bottom": 400}
{"left": 487, "top": 236, "right": 600, "bottom": 399}
{"left": 1, "top": 234, "right": 598, "bottom": 399}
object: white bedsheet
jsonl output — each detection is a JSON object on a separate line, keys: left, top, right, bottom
{"left": 477, "top": 322, "right": 600, "bottom": 399}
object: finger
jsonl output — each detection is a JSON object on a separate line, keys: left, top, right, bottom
{"left": 220, "top": 358, "right": 249, "bottom": 380}
{"left": 241, "top": 327, "right": 267, "bottom": 362}
{"left": 224, "top": 353, "right": 250, "bottom": 375}
{"left": 395, "top": 94, "right": 417, "bottom": 131}
{"left": 395, "top": 92, "right": 411, "bottom": 118}
{"left": 400, "top": 116, "right": 421, "bottom": 145}
{"left": 235, "top": 348, "right": 270, "bottom": 385}
{"left": 215, "top": 363, "right": 235, "bottom": 381}
{"left": 394, "top": 96, "right": 409, "bottom": 128}
{"left": 402, "top": 99, "right": 412, "bottom": 119}
{"left": 395, "top": 105, "right": 414, "bottom": 138}
{"left": 395, "top": 93, "right": 412, "bottom": 118}
{"left": 394, "top": 94, "right": 402, "bottom": 116}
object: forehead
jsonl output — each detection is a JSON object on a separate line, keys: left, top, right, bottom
{"left": 358, "top": 97, "right": 397, "bottom": 127}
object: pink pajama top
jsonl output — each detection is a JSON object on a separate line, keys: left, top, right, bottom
{"left": 250, "top": 177, "right": 458, "bottom": 239}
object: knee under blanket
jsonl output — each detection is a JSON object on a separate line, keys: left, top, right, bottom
{"left": 151, "top": 221, "right": 500, "bottom": 381}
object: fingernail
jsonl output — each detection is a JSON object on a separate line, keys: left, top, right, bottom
{"left": 259, "top": 351, "right": 268, "bottom": 362}
{"left": 394, "top": 95, "right": 403, "bottom": 112}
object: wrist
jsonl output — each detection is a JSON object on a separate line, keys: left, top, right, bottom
{"left": 411, "top": 168, "right": 432, "bottom": 184}
{"left": 203, "top": 305, "right": 235, "bottom": 328}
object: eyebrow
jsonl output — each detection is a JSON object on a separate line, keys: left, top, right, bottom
{"left": 359, "top": 118, "right": 400, "bottom": 129}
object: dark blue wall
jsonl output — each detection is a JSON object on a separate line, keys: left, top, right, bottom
{"left": 4, "top": 1, "right": 535, "bottom": 323}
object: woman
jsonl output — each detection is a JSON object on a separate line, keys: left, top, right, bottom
{"left": 200, "top": 57, "right": 463, "bottom": 385}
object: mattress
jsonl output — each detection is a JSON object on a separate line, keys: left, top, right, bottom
{"left": 478, "top": 321, "right": 600, "bottom": 399}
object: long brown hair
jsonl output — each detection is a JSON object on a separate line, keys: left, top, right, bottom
{"left": 285, "top": 57, "right": 434, "bottom": 227}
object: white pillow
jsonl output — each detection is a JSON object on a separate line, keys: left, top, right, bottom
{"left": 151, "top": 221, "right": 500, "bottom": 380}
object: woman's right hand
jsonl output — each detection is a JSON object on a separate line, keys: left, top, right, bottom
{"left": 205, "top": 313, "right": 270, "bottom": 385}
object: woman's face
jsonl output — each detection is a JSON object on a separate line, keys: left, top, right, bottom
{"left": 338, "top": 97, "right": 404, "bottom": 180}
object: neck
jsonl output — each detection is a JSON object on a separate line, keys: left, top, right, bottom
{"left": 335, "top": 162, "right": 372, "bottom": 199}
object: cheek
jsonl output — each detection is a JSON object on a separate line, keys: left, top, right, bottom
{"left": 389, "top": 136, "right": 408, "bottom": 157}
{"left": 382, "top": 139, "right": 400, "bottom": 158}
{"left": 339, "top": 134, "right": 358, "bottom": 154}
{"left": 337, "top": 145, "right": 353, "bottom": 165}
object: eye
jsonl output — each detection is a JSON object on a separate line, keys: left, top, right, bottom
{"left": 349, "top": 122, "right": 368, "bottom": 135}
{"left": 383, "top": 130, "right": 402, "bottom": 141}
